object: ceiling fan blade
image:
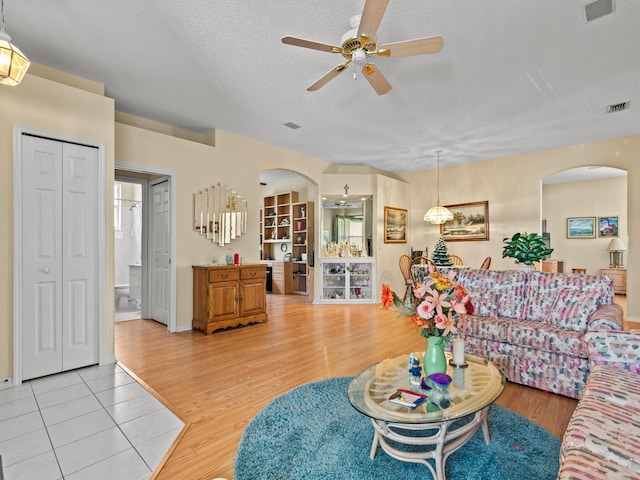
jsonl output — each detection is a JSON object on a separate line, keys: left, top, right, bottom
{"left": 282, "top": 36, "right": 342, "bottom": 53}
{"left": 378, "top": 36, "right": 444, "bottom": 57}
{"left": 362, "top": 64, "right": 392, "bottom": 95}
{"left": 307, "top": 62, "right": 349, "bottom": 91}
{"left": 357, "top": 0, "right": 390, "bottom": 41}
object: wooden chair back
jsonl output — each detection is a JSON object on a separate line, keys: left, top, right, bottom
{"left": 449, "top": 254, "right": 464, "bottom": 266}
{"left": 399, "top": 254, "right": 413, "bottom": 302}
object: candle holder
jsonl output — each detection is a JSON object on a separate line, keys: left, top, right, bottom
{"left": 449, "top": 359, "right": 468, "bottom": 368}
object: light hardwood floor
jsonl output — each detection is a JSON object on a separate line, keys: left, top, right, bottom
{"left": 115, "top": 295, "right": 578, "bottom": 480}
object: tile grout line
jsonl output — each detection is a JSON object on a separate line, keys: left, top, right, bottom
{"left": 30, "top": 367, "right": 149, "bottom": 479}
{"left": 1, "top": 365, "right": 179, "bottom": 479}
{"left": 60, "top": 367, "right": 153, "bottom": 478}
{"left": 87, "top": 373, "right": 156, "bottom": 475}
{"left": 29, "top": 380, "right": 65, "bottom": 480}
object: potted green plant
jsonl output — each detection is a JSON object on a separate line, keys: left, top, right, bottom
{"left": 502, "top": 232, "right": 553, "bottom": 269}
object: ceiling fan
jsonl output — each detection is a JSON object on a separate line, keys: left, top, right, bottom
{"left": 281, "top": 0, "right": 443, "bottom": 95}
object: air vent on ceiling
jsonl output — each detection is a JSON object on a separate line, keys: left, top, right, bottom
{"left": 584, "top": 0, "right": 615, "bottom": 22}
{"left": 606, "top": 101, "right": 630, "bottom": 113}
{"left": 283, "top": 122, "right": 301, "bottom": 130}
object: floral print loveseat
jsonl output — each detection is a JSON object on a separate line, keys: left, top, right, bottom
{"left": 558, "top": 331, "right": 640, "bottom": 479}
{"left": 451, "top": 269, "right": 623, "bottom": 399}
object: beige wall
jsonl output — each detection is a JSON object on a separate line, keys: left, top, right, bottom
{"left": 2, "top": 67, "right": 639, "bottom": 382}
{"left": 543, "top": 176, "right": 627, "bottom": 275}
{"left": 405, "top": 136, "right": 639, "bottom": 320}
{"left": 0, "top": 73, "right": 115, "bottom": 381}
{"left": 114, "top": 124, "right": 330, "bottom": 332}
{"left": 376, "top": 174, "right": 412, "bottom": 296}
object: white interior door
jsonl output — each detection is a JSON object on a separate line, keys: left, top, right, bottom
{"left": 62, "top": 143, "right": 99, "bottom": 370}
{"left": 21, "top": 135, "right": 99, "bottom": 380}
{"left": 149, "top": 178, "right": 170, "bottom": 325}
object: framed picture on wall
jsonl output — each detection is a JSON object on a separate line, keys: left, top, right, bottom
{"left": 598, "top": 216, "right": 619, "bottom": 237}
{"left": 440, "top": 201, "right": 489, "bottom": 242}
{"left": 384, "top": 206, "right": 408, "bottom": 244}
{"left": 567, "top": 217, "right": 596, "bottom": 238}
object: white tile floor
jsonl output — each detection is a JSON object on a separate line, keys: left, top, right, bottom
{"left": 0, "top": 364, "right": 184, "bottom": 480}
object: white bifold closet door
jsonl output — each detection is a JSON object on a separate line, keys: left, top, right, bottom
{"left": 21, "top": 134, "right": 99, "bottom": 380}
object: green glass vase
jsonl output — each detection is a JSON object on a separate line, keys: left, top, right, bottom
{"left": 424, "top": 336, "right": 447, "bottom": 376}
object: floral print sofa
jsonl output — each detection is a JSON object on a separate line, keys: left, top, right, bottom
{"left": 558, "top": 331, "right": 640, "bottom": 479}
{"left": 451, "top": 269, "right": 623, "bottom": 399}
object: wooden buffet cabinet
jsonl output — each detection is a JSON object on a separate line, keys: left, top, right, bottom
{"left": 192, "top": 264, "right": 268, "bottom": 334}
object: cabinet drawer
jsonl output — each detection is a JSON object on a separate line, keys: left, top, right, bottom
{"left": 208, "top": 269, "right": 239, "bottom": 283}
{"left": 241, "top": 267, "right": 265, "bottom": 280}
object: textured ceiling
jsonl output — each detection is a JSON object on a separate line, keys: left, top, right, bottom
{"left": 5, "top": 0, "right": 640, "bottom": 174}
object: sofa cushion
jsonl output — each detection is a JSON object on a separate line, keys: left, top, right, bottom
{"left": 523, "top": 272, "right": 613, "bottom": 322}
{"left": 464, "top": 315, "right": 511, "bottom": 342}
{"left": 505, "top": 320, "right": 587, "bottom": 357}
{"left": 456, "top": 269, "right": 528, "bottom": 319}
{"left": 561, "top": 393, "right": 640, "bottom": 474}
{"left": 467, "top": 289, "right": 498, "bottom": 318}
{"left": 581, "top": 366, "right": 640, "bottom": 414}
{"left": 545, "top": 288, "right": 602, "bottom": 332}
{"left": 586, "top": 331, "right": 640, "bottom": 373}
{"left": 558, "top": 448, "right": 640, "bottom": 480}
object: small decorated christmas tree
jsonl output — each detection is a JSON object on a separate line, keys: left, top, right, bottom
{"left": 432, "top": 236, "right": 453, "bottom": 266}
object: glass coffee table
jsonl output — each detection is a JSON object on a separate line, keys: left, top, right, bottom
{"left": 348, "top": 352, "right": 505, "bottom": 480}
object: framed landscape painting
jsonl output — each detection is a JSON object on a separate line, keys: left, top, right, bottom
{"left": 598, "top": 216, "right": 618, "bottom": 237}
{"left": 384, "top": 206, "right": 407, "bottom": 244}
{"left": 440, "top": 201, "right": 489, "bottom": 242}
{"left": 567, "top": 217, "right": 596, "bottom": 238}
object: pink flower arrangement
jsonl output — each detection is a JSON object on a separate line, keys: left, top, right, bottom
{"left": 382, "top": 264, "right": 473, "bottom": 344}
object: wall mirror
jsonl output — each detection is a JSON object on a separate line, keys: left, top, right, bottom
{"left": 194, "top": 183, "right": 247, "bottom": 246}
{"left": 321, "top": 195, "right": 373, "bottom": 257}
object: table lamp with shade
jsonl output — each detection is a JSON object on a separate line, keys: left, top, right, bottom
{"left": 607, "top": 238, "right": 626, "bottom": 267}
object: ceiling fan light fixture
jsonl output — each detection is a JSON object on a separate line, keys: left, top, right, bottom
{"left": 282, "top": 0, "right": 443, "bottom": 94}
{"left": 352, "top": 49, "right": 367, "bottom": 66}
{"left": 0, "top": 0, "right": 30, "bottom": 86}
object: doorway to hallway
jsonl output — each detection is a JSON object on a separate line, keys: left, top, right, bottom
{"left": 114, "top": 163, "right": 177, "bottom": 333}
{"left": 114, "top": 178, "right": 143, "bottom": 322}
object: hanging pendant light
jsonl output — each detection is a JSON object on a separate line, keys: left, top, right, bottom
{"left": 0, "top": 0, "right": 30, "bottom": 86}
{"left": 424, "top": 150, "right": 454, "bottom": 224}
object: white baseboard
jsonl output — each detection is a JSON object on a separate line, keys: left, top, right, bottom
{"left": 175, "top": 324, "right": 192, "bottom": 333}
{"left": 0, "top": 378, "right": 14, "bottom": 390}
{"left": 100, "top": 355, "right": 117, "bottom": 365}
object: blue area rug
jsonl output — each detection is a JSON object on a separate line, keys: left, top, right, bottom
{"left": 235, "top": 377, "right": 561, "bottom": 480}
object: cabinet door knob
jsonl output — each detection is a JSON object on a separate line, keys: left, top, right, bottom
{"left": 43, "top": 268, "right": 50, "bottom": 274}
{"left": 250, "top": 272, "right": 256, "bottom": 276}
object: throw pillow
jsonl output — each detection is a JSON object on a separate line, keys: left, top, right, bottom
{"left": 544, "top": 288, "right": 601, "bottom": 332}
{"left": 467, "top": 290, "right": 498, "bottom": 318}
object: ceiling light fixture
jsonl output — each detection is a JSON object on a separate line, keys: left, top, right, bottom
{"left": 424, "top": 150, "right": 454, "bottom": 225}
{"left": 0, "top": 0, "right": 29, "bottom": 86}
